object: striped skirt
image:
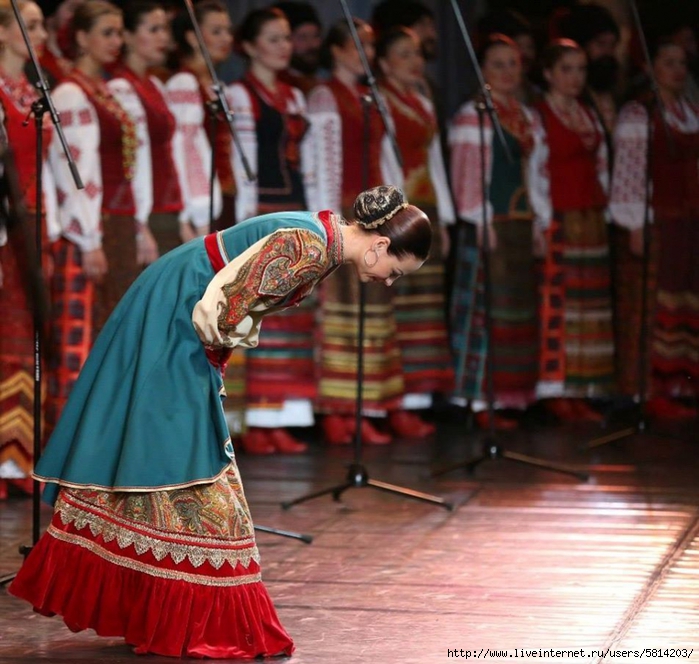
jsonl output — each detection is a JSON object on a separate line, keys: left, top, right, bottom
{"left": 244, "top": 203, "right": 316, "bottom": 413}
{"left": 316, "top": 264, "right": 404, "bottom": 414}
{"left": 451, "top": 219, "right": 539, "bottom": 407}
{"left": 0, "top": 220, "right": 46, "bottom": 488}
{"left": 616, "top": 216, "right": 699, "bottom": 397}
{"left": 538, "top": 208, "right": 615, "bottom": 397}
{"left": 393, "top": 206, "right": 454, "bottom": 396}
{"left": 47, "top": 239, "right": 94, "bottom": 428}
{"left": 9, "top": 464, "right": 294, "bottom": 658}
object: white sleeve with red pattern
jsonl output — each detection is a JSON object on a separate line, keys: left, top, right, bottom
{"left": 166, "top": 72, "right": 221, "bottom": 228}
{"left": 610, "top": 101, "right": 649, "bottom": 230}
{"left": 49, "top": 82, "right": 103, "bottom": 252}
{"left": 292, "top": 87, "right": 317, "bottom": 213}
{"left": 225, "top": 83, "right": 258, "bottom": 222}
{"left": 378, "top": 92, "right": 404, "bottom": 190}
{"left": 306, "top": 84, "right": 341, "bottom": 212}
{"left": 448, "top": 100, "right": 494, "bottom": 224}
{"left": 525, "top": 106, "right": 552, "bottom": 230}
{"left": 108, "top": 76, "right": 152, "bottom": 225}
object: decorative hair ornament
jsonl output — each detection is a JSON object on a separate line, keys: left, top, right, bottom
{"left": 354, "top": 185, "right": 409, "bottom": 230}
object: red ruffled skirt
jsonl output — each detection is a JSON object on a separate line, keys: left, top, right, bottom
{"left": 9, "top": 465, "right": 294, "bottom": 659}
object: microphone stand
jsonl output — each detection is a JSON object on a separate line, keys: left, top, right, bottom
{"left": 432, "top": 0, "right": 587, "bottom": 481}
{"left": 584, "top": 0, "right": 687, "bottom": 451}
{"left": 181, "top": 0, "right": 313, "bottom": 542}
{"left": 0, "top": 0, "right": 83, "bottom": 587}
{"left": 282, "top": 0, "right": 452, "bottom": 511}
{"left": 181, "top": 0, "right": 254, "bottom": 230}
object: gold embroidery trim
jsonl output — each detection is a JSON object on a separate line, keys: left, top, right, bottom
{"left": 33, "top": 462, "right": 231, "bottom": 493}
{"left": 48, "top": 526, "right": 262, "bottom": 587}
{"left": 55, "top": 498, "right": 260, "bottom": 571}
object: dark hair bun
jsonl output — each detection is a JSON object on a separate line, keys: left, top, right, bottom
{"left": 353, "top": 185, "right": 409, "bottom": 229}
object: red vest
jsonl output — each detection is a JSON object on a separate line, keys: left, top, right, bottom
{"left": 0, "top": 73, "right": 52, "bottom": 212}
{"left": 115, "top": 67, "right": 183, "bottom": 214}
{"left": 70, "top": 71, "right": 136, "bottom": 215}
{"left": 538, "top": 101, "right": 606, "bottom": 211}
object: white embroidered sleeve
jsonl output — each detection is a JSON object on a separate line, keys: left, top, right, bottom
{"left": 610, "top": 101, "right": 650, "bottom": 230}
{"left": 166, "top": 72, "right": 221, "bottom": 228}
{"left": 526, "top": 106, "right": 552, "bottom": 230}
{"left": 225, "top": 83, "right": 258, "bottom": 222}
{"left": 306, "top": 84, "right": 342, "bottom": 211}
{"left": 379, "top": 92, "right": 404, "bottom": 189}
{"left": 108, "top": 77, "right": 152, "bottom": 225}
{"left": 50, "top": 82, "right": 103, "bottom": 252}
{"left": 448, "top": 100, "right": 494, "bottom": 225}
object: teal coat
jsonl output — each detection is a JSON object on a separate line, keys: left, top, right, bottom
{"left": 37, "top": 212, "right": 343, "bottom": 504}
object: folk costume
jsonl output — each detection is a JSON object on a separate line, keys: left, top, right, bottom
{"left": 610, "top": 98, "right": 699, "bottom": 400}
{"left": 449, "top": 97, "right": 549, "bottom": 413}
{"left": 165, "top": 69, "right": 223, "bottom": 232}
{"left": 0, "top": 69, "right": 57, "bottom": 496}
{"left": 307, "top": 78, "right": 404, "bottom": 433}
{"left": 380, "top": 80, "right": 455, "bottom": 410}
{"left": 227, "top": 73, "right": 317, "bottom": 440}
{"left": 47, "top": 70, "right": 143, "bottom": 421}
{"left": 9, "top": 210, "right": 345, "bottom": 658}
{"left": 536, "top": 97, "right": 615, "bottom": 398}
{"left": 109, "top": 66, "right": 184, "bottom": 256}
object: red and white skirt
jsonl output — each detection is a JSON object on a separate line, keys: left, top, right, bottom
{"left": 9, "top": 464, "right": 294, "bottom": 659}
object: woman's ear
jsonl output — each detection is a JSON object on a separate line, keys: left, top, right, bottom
{"left": 241, "top": 40, "right": 256, "bottom": 60}
{"left": 542, "top": 68, "right": 552, "bottom": 85}
{"left": 185, "top": 29, "right": 198, "bottom": 53}
{"left": 75, "top": 29, "right": 89, "bottom": 54}
{"left": 377, "top": 56, "right": 390, "bottom": 77}
{"left": 373, "top": 236, "right": 391, "bottom": 254}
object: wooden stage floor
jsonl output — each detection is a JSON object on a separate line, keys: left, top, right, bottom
{"left": 1, "top": 414, "right": 698, "bottom": 663}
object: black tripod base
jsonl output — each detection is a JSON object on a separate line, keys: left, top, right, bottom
{"left": 433, "top": 440, "right": 589, "bottom": 481}
{"left": 254, "top": 524, "right": 313, "bottom": 544}
{"left": 0, "top": 544, "right": 33, "bottom": 587}
{"left": 281, "top": 463, "right": 453, "bottom": 511}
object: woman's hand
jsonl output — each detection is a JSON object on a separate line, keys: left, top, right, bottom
{"left": 82, "top": 247, "right": 108, "bottom": 283}
{"left": 440, "top": 225, "right": 451, "bottom": 259}
{"left": 630, "top": 227, "right": 645, "bottom": 257}
{"left": 532, "top": 224, "right": 547, "bottom": 258}
{"left": 136, "top": 226, "right": 159, "bottom": 266}
{"left": 476, "top": 222, "right": 498, "bottom": 252}
{"left": 179, "top": 221, "right": 196, "bottom": 244}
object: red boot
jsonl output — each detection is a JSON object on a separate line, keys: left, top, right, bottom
{"left": 322, "top": 414, "right": 352, "bottom": 445}
{"left": 388, "top": 410, "right": 436, "bottom": 438}
{"left": 473, "top": 411, "right": 519, "bottom": 431}
{"left": 545, "top": 398, "right": 578, "bottom": 422}
{"left": 268, "top": 428, "right": 308, "bottom": 454}
{"left": 571, "top": 400, "right": 605, "bottom": 423}
{"left": 240, "top": 428, "right": 276, "bottom": 455}
{"left": 645, "top": 397, "right": 697, "bottom": 420}
{"left": 346, "top": 417, "right": 392, "bottom": 445}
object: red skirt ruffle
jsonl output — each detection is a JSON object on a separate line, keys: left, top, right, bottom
{"left": 9, "top": 486, "right": 294, "bottom": 659}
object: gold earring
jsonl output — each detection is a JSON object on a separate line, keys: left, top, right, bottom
{"left": 363, "top": 249, "right": 378, "bottom": 267}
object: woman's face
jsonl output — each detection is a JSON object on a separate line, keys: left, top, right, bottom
{"left": 545, "top": 49, "right": 587, "bottom": 98}
{"left": 126, "top": 8, "right": 169, "bottom": 67}
{"left": 379, "top": 31, "right": 424, "bottom": 88}
{"left": 482, "top": 43, "right": 522, "bottom": 96}
{"left": 653, "top": 44, "right": 687, "bottom": 96}
{"left": 244, "top": 17, "right": 292, "bottom": 72}
{"left": 1, "top": 2, "right": 47, "bottom": 60}
{"left": 356, "top": 239, "right": 423, "bottom": 286}
{"left": 199, "top": 10, "right": 233, "bottom": 64}
{"left": 77, "top": 12, "right": 123, "bottom": 66}
{"left": 333, "top": 24, "right": 375, "bottom": 78}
